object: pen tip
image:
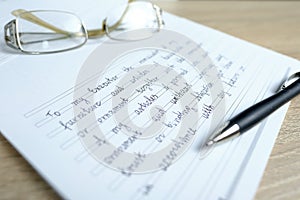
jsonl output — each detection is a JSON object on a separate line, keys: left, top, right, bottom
{"left": 206, "top": 140, "right": 214, "bottom": 146}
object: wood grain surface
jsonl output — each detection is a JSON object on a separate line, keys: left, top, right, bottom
{"left": 1, "top": 1, "right": 299, "bottom": 199}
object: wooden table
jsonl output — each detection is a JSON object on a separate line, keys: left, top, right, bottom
{"left": 1, "top": 1, "right": 299, "bottom": 199}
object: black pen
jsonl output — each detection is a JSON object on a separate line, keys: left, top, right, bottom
{"left": 206, "top": 72, "right": 300, "bottom": 146}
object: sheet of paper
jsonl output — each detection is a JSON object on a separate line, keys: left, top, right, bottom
{"left": 1, "top": 1, "right": 300, "bottom": 199}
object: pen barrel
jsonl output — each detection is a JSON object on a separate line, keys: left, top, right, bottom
{"left": 232, "top": 78, "right": 300, "bottom": 133}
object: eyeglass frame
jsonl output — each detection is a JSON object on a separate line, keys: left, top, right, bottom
{"left": 4, "top": 0, "right": 164, "bottom": 54}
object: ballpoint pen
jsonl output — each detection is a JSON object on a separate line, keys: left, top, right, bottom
{"left": 207, "top": 72, "right": 300, "bottom": 146}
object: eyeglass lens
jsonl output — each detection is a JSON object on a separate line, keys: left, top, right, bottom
{"left": 16, "top": 10, "right": 87, "bottom": 54}
{"left": 105, "top": 1, "right": 162, "bottom": 41}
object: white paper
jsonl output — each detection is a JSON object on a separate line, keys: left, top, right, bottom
{"left": 1, "top": 1, "right": 299, "bottom": 200}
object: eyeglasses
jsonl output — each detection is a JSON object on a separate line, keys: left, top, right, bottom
{"left": 4, "top": 0, "right": 164, "bottom": 54}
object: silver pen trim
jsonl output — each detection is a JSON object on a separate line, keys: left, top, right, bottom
{"left": 206, "top": 123, "right": 240, "bottom": 146}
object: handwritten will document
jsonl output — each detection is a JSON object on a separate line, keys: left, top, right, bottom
{"left": 0, "top": 1, "right": 300, "bottom": 200}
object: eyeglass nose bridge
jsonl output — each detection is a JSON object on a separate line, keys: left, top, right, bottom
{"left": 4, "top": 20, "right": 21, "bottom": 51}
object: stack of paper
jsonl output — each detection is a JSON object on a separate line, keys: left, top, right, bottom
{"left": 0, "top": 1, "right": 299, "bottom": 199}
